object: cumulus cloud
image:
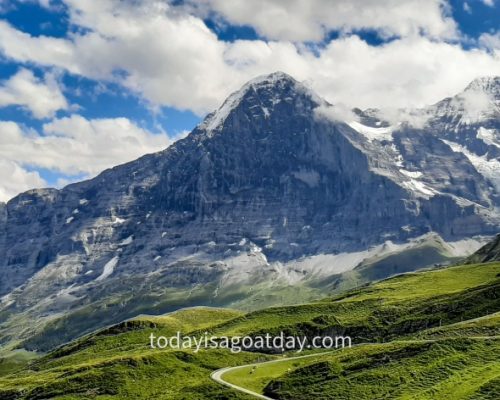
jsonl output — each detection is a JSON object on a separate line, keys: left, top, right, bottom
{"left": 0, "top": 159, "right": 46, "bottom": 202}
{"left": 0, "top": 68, "right": 68, "bottom": 118}
{"left": 373, "top": 108, "right": 434, "bottom": 129}
{"left": 0, "top": 3, "right": 234, "bottom": 114}
{"left": 192, "top": 0, "right": 458, "bottom": 42}
{"left": 314, "top": 103, "right": 360, "bottom": 124}
{"left": 305, "top": 35, "right": 500, "bottom": 109}
{"left": 0, "top": 116, "right": 170, "bottom": 178}
{"left": 479, "top": 32, "right": 500, "bottom": 51}
{"left": 0, "top": 0, "right": 497, "bottom": 116}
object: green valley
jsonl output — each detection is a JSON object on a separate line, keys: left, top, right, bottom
{"left": 0, "top": 260, "right": 498, "bottom": 399}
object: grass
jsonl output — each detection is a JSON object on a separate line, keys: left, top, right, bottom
{"left": 0, "top": 262, "right": 498, "bottom": 399}
{"left": 0, "top": 307, "right": 272, "bottom": 399}
{"left": 339, "top": 262, "right": 500, "bottom": 303}
{"left": 205, "top": 263, "right": 500, "bottom": 344}
{"left": 221, "top": 351, "right": 340, "bottom": 393}
{"left": 0, "top": 349, "right": 38, "bottom": 377}
{"left": 219, "top": 262, "right": 500, "bottom": 399}
{"left": 262, "top": 338, "right": 500, "bottom": 400}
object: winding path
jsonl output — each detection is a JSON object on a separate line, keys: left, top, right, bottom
{"left": 210, "top": 351, "right": 337, "bottom": 399}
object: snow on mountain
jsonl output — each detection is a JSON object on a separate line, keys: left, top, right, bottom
{"left": 0, "top": 72, "right": 499, "bottom": 351}
{"left": 347, "top": 120, "right": 394, "bottom": 142}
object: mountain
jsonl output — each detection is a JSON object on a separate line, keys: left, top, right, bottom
{"left": 0, "top": 260, "right": 498, "bottom": 399}
{"left": 0, "top": 72, "right": 499, "bottom": 351}
{"left": 465, "top": 234, "right": 500, "bottom": 264}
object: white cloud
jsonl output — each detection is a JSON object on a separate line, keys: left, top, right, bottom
{"left": 0, "top": 3, "right": 235, "bottom": 114}
{"left": 482, "top": 0, "right": 495, "bottom": 7}
{"left": 479, "top": 32, "right": 500, "bottom": 51}
{"left": 191, "top": 0, "right": 458, "bottom": 42}
{"left": 374, "top": 108, "right": 434, "bottom": 129}
{"left": 0, "top": 116, "right": 170, "bottom": 180}
{"left": 305, "top": 35, "right": 500, "bottom": 109}
{"left": 314, "top": 103, "right": 360, "bottom": 123}
{"left": 0, "top": 68, "right": 68, "bottom": 118}
{"left": 0, "top": 159, "right": 46, "bottom": 202}
{"left": 453, "top": 86, "right": 496, "bottom": 122}
{"left": 0, "top": 21, "right": 78, "bottom": 72}
{"left": 0, "top": 1, "right": 497, "bottom": 115}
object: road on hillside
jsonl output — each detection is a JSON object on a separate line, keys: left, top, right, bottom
{"left": 210, "top": 350, "right": 337, "bottom": 399}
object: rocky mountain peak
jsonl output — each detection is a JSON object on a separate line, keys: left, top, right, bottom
{"left": 429, "top": 76, "right": 500, "bottom": 128}
{"left": 464, "top": 76, "right": 500, "bottom": 97}
{"left": 198, "top": 71, "right": 322, "bottom": 137}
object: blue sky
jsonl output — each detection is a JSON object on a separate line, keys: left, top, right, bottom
{"left": 0, "top": 0, "right": 499, "bottom": 201}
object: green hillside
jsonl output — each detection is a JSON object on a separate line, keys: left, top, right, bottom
{"left": 465, "top": 234, "right": 500, "bottom": 264}
{"left": 262, "top": 338, "right": 500, "bottom": 400}
{"left": 0, "top": 262, "right": 498, "bottom": 399}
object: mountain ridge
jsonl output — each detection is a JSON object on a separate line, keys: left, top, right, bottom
{"left": 0, "top": 72, "right": 499, "bottom": 351}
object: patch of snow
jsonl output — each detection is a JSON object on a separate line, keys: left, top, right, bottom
{"left": 66, "top": 216, "right": 74, "bottom": 224}
{"left": 443, "top": 139, "right": 500, "bottom": 191}
{"left": 146, "top": 212, "right": 151, "bottom": 219}
{"left": 477, "top": 127, "right": 500, "bottom": 148}
{"left": 161, "top": 232, "right": 167, "bottom": 238}
{"left": 96, "top": 256, "right": 119, "bottom": 281}
{"left": 400, "top": 169, "right": 423, "bottom": 179}
{"left": 391, "top": 144, "right": 404, "bottom": 167}
{"left": 56, "top": 283, "right": 76, "bottom": 297}
{"left": 1, "top": 299, "right": 15, "bottom": 308}
{"left": 292, "top": 169, "right": 320, "bottom": 188}
{"left": 119, "top": 235, "right": 133, "bottom": 245}
{"left": 113, "top": 217, "right": 126, "bottom": 224}
{"left": 72, "top": 209, "right": 79, "bottom": 214}
{"left": 348, "top": 120, "right": 393, "bottom": 142}
{"left": 401, "top": 179, "right": 438, "bottom": 198}
{"left": 201, "top": 85, "right": 247, "bottom": 135}
{"left": 84, "top": 270, "right": 93, "bottom": 275}
{"left": 154, "top": 255, "right": 161, "bottom": 261}
{"left": 265, "top": 239, "right": 275, "bottom": 249}
{"left": 1, "top": 293, "right": 15, "bottom": 308}
{"left": 239, "top": 238, "right": 247, "bottom": 246}
{"left": 79, "top": 199, "right": 89, "bottom": 205}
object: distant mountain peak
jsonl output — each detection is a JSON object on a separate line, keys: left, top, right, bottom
{"left": 246, "top": 71, "right": 297, "bottom": 86}
{"left": 199, "top": 71, "right": 320, "bottom": 136}
{"left": 464, "top": 76, "right": 500, "bottom": 96}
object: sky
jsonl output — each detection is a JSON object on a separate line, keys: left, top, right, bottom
{"left": 0, "top": 0, "right": 499, "bottom": 202}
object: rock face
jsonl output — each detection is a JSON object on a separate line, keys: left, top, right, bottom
{"left": 465, "top": 234, "right": 500, "bottom": 264}
{"left": 0, "top": 72, "right": 499, "bottom": 349}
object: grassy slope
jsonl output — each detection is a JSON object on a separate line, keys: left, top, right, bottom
{"left": 220, "top": 262, "right": 500, "bottom": 399}
{"left": 0, "top": 263, "right": 498, "bottom": 399}
{"left": 262, "top": 338, "right": 500, "bottom": 400}
{"left": 0, "top": 308, "right": 272, "bottom": 399}
{"left": 0, "top": 350, "right": 38, "bottom": 377}
{"left": 208, "top": 262, "right": 500, "bottom": 342}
